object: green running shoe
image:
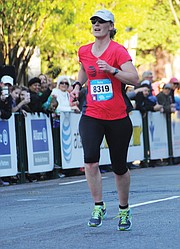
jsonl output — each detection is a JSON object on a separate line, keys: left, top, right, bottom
{"left": 116, "top": 208, "right": 132, "bottom": 231}
{"left": 88, "top": 203, "right": 107, "bottom": 227}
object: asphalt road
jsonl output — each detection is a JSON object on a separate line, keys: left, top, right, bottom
{"left": 0, "top": 165, "right": 180, "bottom": 249}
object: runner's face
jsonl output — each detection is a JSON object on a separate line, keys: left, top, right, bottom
{"left": 92, "top": 19, "right": 113, "bottom": 38}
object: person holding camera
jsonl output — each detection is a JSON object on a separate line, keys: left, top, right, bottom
{"left": 11, "top": 86, "right": 31, "bottom": 115}
{"left": 0, "top": 79, "right": 12, "bottom": 120}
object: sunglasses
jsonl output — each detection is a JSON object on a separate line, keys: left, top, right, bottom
{"left": 91, "top": 18, "right": 109, "bottom": 25}
{"left": 60, "top": 82, "right": 69, "bottom": 86}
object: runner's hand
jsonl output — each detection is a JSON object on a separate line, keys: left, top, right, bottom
{"left": 70, "top": 85, "right": 80, "bottom": 101}
{"left": 97, "top": 58, "right": 113, "bottom": 73}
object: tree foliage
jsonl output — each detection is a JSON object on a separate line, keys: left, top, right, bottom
{"left": 0, "top": 0, "right": 179, "bottom": 83}
{"left": 0, "top": 0, "right": 60, "bottom": 82}
{"left": 136, "top": 0, "right": 180, "bottom": 78}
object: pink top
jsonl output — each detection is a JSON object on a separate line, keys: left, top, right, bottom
{"left": 78, "top": 40, "right": 132, "bottom": 120}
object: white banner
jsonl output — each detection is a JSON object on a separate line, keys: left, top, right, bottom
{"left": 0, "top": 114, "right": 17, "bottom": 177}
{"left": 60, "top": 111, "right": 144, "bottom": 169}
{"left": 171, "top": 111, "right": 180, "bottom": 157}
{"left": 60, "top": 112, "right": 111, "bottom": 169}
{"left": 127, "top": 110, "right": 144, "bottom": 162}
{"left": 148, "top": 112, "right": 169, "bottom": 160}
{"left": 25, "top": 113, "right": 54, "bottom": 173}
{"left": 60, "top": 112, "right": 83, "bottom": 169}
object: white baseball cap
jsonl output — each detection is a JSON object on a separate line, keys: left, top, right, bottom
{"left": 1, "top": 75, "right": 14, "bottom": 85}
{"left": 141, "top": 80, "right": 151, "bottom": 86}
{"left": 90, "top": 9, "right": 114, "bottom": 23}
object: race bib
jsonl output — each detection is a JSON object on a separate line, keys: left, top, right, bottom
{"left": 90, "top": 79, "right": 113, "bottom": 101}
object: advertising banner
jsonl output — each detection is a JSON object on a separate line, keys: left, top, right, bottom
{"left": 127, "top": 110, "right": 144, "bottom": 162}
{"left": 0, "top": 115, "right": 17, "bottom": 177}
{"left": 60, "top": 112, "right": 111, "bottom": 169}
{"left": 148, "top": 112, "right": 169, "bottom": 160}
{"left": 60, "top": 110, "right": 144, "bottom": 169}
{"left": 171, "top": 111, "right": 180, "bottom": 157}
{"left": 25, "top": 113, "right": 54, "bottom": 173}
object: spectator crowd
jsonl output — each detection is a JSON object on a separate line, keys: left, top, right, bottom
{"left": 126, "top": 71, "right": 180, "bottom": 116}
{"left": 0, "top": 67, "right": 180, "bottom": 186}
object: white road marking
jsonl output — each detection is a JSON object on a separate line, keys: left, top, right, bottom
{"left": 130, "top": 195, "right": 180, "bottom": 208}
{"left": 17, "top": 199, "right": 37, "bottom": 202}
{"left": 59, "top": 176, "right": 108, "bottom": 186}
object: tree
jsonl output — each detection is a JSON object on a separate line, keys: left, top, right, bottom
{"left": 0, "top": 0, "right": 179, "bottom": 83}
{"left": 136, "top": 0, "right": 180, "bottom": 79}
{"left": 46, "top": 0, "right": 180, "bottom": 80}
{"left": 0, "top": 0, "right": 61, "bottom": 83}
{"left": 40, "top": 0, "right": 156, "bottom": 78}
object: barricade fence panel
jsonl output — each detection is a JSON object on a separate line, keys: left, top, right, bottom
{"left": 0, "top": 115, "right": 17, "bottom": 177}
{"left": 171, "top": 111, "right": 180, "bottom": 157}
{"left": 148, "top": 112, "right": 169, "bottom": 160}
{"left": 25, "top": 113, "right": 54, "bottom": 174}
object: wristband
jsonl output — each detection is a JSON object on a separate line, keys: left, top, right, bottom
{"left": 73, "top": 81, "right": 82, "bottom": 90}
{"left": 112, "top": 68, "right": 119, "bottom": 76}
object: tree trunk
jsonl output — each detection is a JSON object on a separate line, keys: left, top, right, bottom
{"left": 154, "top": 47, "right": 168, "bottom": 80}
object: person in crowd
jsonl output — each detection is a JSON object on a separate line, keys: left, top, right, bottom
{"left": 126, "top": 79, "right": 157, "bottom": 109}
{"left": 48, "top": 97, "right": 58, "bottom": 114}
{"left": 70, "top": 9, "right": 139, "bottom": 231}
{"left": 40, "top": 84, "right": 59, "bottom": 127}
{"left": 140, "top": 78, "right": 152, "bottom": 87}
{"left": 11, "top": 85, "right": 21, "bottom": 111}
{"left": 126, "top": 78, "right": 156, "bottom": 104}
{"left": 39, "top": 73, "right": 56, "bottom": 91}
{"left": 27, "top": 77, "right": 53, "bottom": 114}
{"left": 0, "top": 83, "right": 12, "bottom": 120}
{"left": 133, "top": 84, "right": 163, "bottom": 116}
{"left": 126, "top": 82, "right": 149, "bottom": 100}
{"left": 0, "top": 75, "right": 14, "bottom": 93}
{"left": 152, "top": 78, "right": 169, "bottom": 96}
{"left": 38, "top": 73, "right": 48, "bottom": 84}
{"left": 174, "top": 85, "right": 180, "bottom": 110}
{"left": 126, "top": 84, "right": 149, "bottom": 109}
{"left": 141, "top": 70, "right": 153, "bottom": 82}
{"left": 39, "top": 78, "right": 54, "bottom": 112}
{"left": 0, "top": 83, "right": 12, "bottom": 186}
{"left": 156, "top": 83, "right": 176, "bottom": 113}
{"left": 169, "top": 77, "right": 179, "bottom": 104}
{"left": 10, "top": 85, "right": 30, "bottom": 114}
{"left": 140, "top": 70, "right": 154, "bottom": 94}
{"left": 141, "top": 77, "right": 157, "bottom": 103}
{"left": 52, "top": 75, "right": 80, "bottom": 113}
{"left": 19, "top": 86, "right": 32, "bottom": 111}
{"left": 51, "top": 80, "right": 57, "bottom": 89}
{"left": 47, "top": 77, "right": 54, "bottom": 87}
{"left": 11, "top": 86, "right": 31, "bottom": 115}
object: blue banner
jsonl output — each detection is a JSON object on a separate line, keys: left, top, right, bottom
{"left": 31, "top": 119, "right": 49, "bottom": 152}
{"left": 0, "top": 120, "right": 11, "bottom": 155}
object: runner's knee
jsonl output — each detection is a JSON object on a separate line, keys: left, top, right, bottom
{"left": 112, "top": 164, "right": 128, "bottom": 175}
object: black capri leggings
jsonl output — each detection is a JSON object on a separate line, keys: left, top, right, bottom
{"left": 79, "top": 115, "right": 132, "bottom": 175}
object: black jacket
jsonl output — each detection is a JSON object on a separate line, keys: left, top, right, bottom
{"left": 156, "top": 91, "right": 172, "bottom": 113}
{"left": 135, "top": 92, "right": 155, "bottom": 114}
{"left": 0, "top": 95, "right": 12, "bottom": 119}
{"left": 28, "top": 88, "right": 52, "bottom": 114}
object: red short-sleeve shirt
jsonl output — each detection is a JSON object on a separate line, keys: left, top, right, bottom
{"left": 78, "top": 40, "right": 132, "bottom": 120}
